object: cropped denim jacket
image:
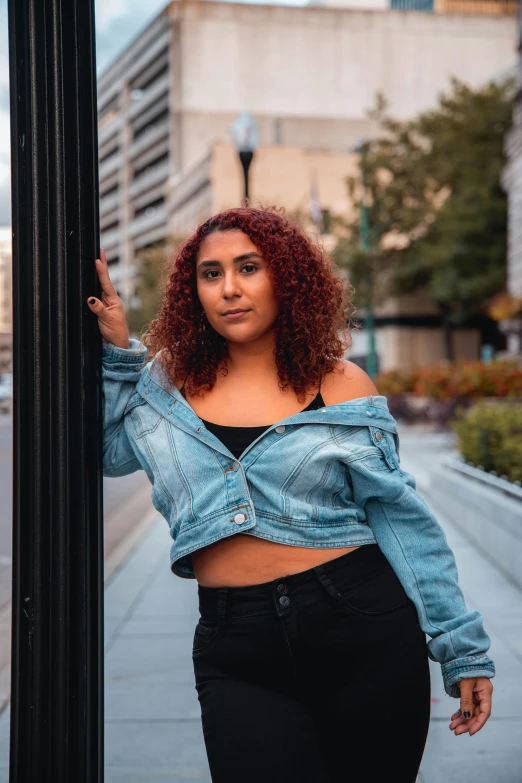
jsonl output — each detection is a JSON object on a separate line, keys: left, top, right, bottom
{"left": 102, "top": 338, "right": 495, "bottom": 698}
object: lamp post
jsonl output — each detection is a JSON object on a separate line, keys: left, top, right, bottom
{"left": 230, "top": 110, "right": 260, "bottom": 204}
{"left": 8, "top": 0, "right": 103, "bottom": 780}
{"left": 353, "top": 139, "right": 378, "bottom": 379}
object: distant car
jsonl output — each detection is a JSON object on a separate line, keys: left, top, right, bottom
{"left": 0, "top": 373, "right": 12, "bottom": 414}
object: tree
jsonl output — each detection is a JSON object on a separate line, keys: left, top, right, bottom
{"left": 125, "top": 235, "right": 185, "bottom": 338}
{"left": 333, "top": 77, "right": 513, "bottom": 360}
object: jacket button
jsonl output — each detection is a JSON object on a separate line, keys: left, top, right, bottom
{"left": 375, "top": 431, "right": 384, "bottom": 442}
{"left": 275, "top": 425, "right": 285, "bottom": 433}
{"left": 233, "top": 513, "right": 246, "bottom": 524}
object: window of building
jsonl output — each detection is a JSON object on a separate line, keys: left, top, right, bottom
{"left": 132, "top": 108, "right": 169, "bottom": 142}
{"left": 98, "top": 95, "right": 120, "bottom": 123}
{"left": 99, "top": 146, "right": 120, "bottom": 166}
{"left": 130, "top": 46, "right": 168, "bottom": 86}
{"left": 100, "top": 184, "right": 119, "bottom": 200}
{"left": 131, "top": 62, "right": 169, "bottom": 95}
{"left": 390, "top": 0, "right": 433, "bottom": 8}
{"left": 102, "top": 220, "right": 119, "bottom": 234}
{"left": 134, "top": 197, "right": 165, "bottom": 219}
{"left": 133, "top": 152, "right": 169, "bottom": 180}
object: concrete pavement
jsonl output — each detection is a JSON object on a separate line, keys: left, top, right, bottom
{"left": 400, "top": 429, "right": 522, "bottom": 783}
{"left": 0, "top": 464, "right": 155, "bottom": 713}
{"left": 0, "top": 426, "right": 520, "bottom": 782}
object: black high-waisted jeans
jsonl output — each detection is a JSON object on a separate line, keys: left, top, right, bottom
{"left": 192, "top": 543, "right": 431, "bottom": 783}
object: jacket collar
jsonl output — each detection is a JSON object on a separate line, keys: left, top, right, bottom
{"left": 137, "top": 357, "right": 398, "bottom": 435}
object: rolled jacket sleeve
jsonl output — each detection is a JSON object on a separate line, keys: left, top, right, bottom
{"left": 345, "top": 429, "right": 495, "bottom": 699}
{"left": 102, "top": 338, "right": 149, "bottom": 477}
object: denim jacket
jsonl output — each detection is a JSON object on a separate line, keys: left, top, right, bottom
{"left": 102, "top": 338, "right": 495, "bottom": 698}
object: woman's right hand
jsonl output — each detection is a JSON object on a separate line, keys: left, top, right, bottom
{"left": 87, "top": 248, "right": 130, "bottom": 349}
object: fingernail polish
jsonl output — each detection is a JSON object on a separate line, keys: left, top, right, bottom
{"left": 463, "top": 710, "right": 471, "bottom": 719}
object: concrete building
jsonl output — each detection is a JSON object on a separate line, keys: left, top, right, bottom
{"left": 97, "top": 0, "right": 516, "bottom": 300}
{"left": 0, "top": 229, "right": 12, "bottom": 375}
{"left": 155, "top": 138, "right": 482, "bottom": 371}
{"left": 315, "top": 0, "right": 517, "bottom": 11}
{"left": 97, "top": 0, "right": 515, "bottom": 369}
{"left": 168, "top": 140, "right": 360, "bottom": 237}
{"left": 503, "top": 1, "right": 522, "bottom": 300}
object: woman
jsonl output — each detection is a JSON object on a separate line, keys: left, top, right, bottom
{"left": 89, "top": 206, "right": 495, "bottom": 783}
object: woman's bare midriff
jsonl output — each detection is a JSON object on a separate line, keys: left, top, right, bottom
{"left": 191, "top": 535, "right": 361, "bottom": 587}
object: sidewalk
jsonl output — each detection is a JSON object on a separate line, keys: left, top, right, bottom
{"left": 400, "top": 429, "right": 522, "bottom": 783}
{"left": 0, "top": 426, "right": 521, "bottom": 781}
{"left": 0, "top": 516, "right": 209, "bottom": 783}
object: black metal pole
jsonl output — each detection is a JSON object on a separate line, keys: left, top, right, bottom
{"left": 239, "top": 150, "right": 254, "bottom": 204}
{"left": 8, "top": 1, "right": 103, "bottom": 781}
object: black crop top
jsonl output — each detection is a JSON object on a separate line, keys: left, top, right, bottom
{"left": 180, "top": 384, "right": 325, "bottom": 460}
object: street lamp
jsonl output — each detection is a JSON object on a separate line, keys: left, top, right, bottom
{"left": 230, "top": 110, "right": 260, "bottom": 204}
{"left": 352, "top": 139, "right": 378, "bottom": 379}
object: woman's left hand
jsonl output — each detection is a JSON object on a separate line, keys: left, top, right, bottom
{"left": 449, "top": 677, "right": 493, "bottom": 736}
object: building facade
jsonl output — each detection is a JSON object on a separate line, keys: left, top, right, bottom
{"left": 0, "top": 229, "right": 12, "bottom": 374}
{"left": 166, "top": 140, "right": 481, "bottom": 370}
{"left": 97, "top": 0, "right": 516, "bottom": 369}
{"left": 97, "top": 0, "right": 516, "bottom": 304}
{"left": 503, "top": 0, "right": 522, "bottom": 299}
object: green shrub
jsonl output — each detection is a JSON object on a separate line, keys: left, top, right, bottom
{"left": 450, "top": 403, "right": 522, "bottom": 485}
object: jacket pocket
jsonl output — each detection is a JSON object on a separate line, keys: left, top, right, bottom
{"left": 128, "top": 398, "right": 163, "bottom": 439}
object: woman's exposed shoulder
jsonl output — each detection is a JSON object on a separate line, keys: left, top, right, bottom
{"left": 321, "top": 359, "right": 379, "bottom": 406}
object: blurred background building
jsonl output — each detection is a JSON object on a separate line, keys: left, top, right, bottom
{"left": 503, "top": 1, "right": 522, "bottom": 299}
{"left": 97, "top": 0, "right": 516, "bottom": 371}
{"left": 0, "top": 228, "right": 12, "bottom": 375}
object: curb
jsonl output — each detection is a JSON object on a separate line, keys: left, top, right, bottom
{"left": 104, "top": 504, "right": 161, "bottom": 587}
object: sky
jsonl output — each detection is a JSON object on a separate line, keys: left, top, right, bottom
{"left": 0, "top": 0, "right": 306, "bottom": 229}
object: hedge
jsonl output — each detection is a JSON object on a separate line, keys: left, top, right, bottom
{"left": 451, "top": 403, "right": 522, "bottom": 485}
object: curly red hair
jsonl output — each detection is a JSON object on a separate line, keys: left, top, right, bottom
{"left": 141, "top": 206, "right": 355, "bottom": 402}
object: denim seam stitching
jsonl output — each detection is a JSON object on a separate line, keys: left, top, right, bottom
{"left": 227, "top": 529, "right": 377, "bottom": 547}
{"left": 345, "top": 450, "right": 396, "bottom": 469}
{"left": 253, "top": 511, "right": 365, "bottom": 528}
{"left": 171, "top": 535, "right": 378, "bottom": 567}
{"left": 442, "top": 653, "right": 495, "bottom": 672}
{"left": 445, "top": 662, "right": 495, "bottom": 678}
{"left": 444, "top": 664, "right": 495, "bottom": 686}
{"left": 139, "top": 431, "right": 178, "bottom": 511}
{"left": 374, "top": 494, "right": 451, "bottom": 647}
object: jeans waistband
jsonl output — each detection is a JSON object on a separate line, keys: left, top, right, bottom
{"left": 197, "top": 543, "right": 390, "bottom": 620}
